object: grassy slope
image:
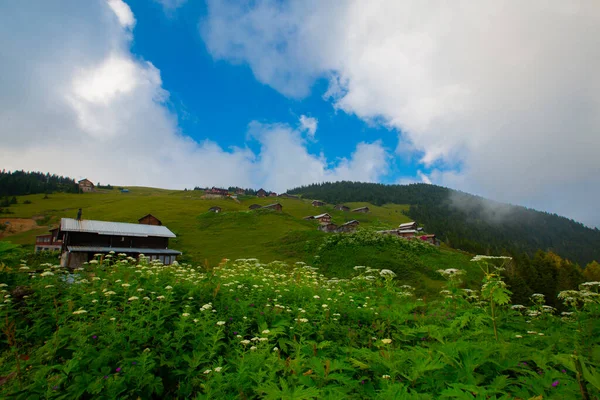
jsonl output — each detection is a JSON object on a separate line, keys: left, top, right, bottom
{"left": 0, "top": 188, "right": 479, "bottom": 294}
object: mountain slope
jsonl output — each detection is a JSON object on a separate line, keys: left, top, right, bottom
{"left": 288, "top": 182, "right": 600, "bottom": 265}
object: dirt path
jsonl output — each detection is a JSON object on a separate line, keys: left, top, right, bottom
{"left": 0, "top": 218, "right": 40, "bottom": 238}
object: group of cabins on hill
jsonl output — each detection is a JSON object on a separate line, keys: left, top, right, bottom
{"left": 303, "top": 213, "right": 360, "bottom": 233}
{"left": 36, "top": 213, "right": 181, "bottom": 268}
{"left": 204, "top": 187, "right": 294, "bottom": 198}
{"left": 208, "top": 203, "right": 283, "bottom": 213}
{"left": 378, "top": 221, "right": 439, "bottom": 245}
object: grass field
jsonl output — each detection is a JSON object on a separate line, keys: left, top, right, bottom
{"left": 0, "top": 188, "right": 479, "bottom": 295}
{"left": 0, "top": 188, "right": 411, "bottom": 261}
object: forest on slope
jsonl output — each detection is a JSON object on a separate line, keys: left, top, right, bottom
{"left": 288, "top": 182, "right": 600, "bottom": 266}
{"left": 0, "top": 170, "right": 78, "bottom": 197}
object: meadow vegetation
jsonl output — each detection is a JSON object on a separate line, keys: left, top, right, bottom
{"left": 1, "top": 254, "right": 599, "bottom": 399}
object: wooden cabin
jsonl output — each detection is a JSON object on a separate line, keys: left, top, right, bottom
{"left": 269, "top": 192, "right": 277, "bottom": 197}
{"left": 311, "top": 213, "right": 332, "bottom": 224}
{"left": 262, "top": 203, "right": 283, "bottom": 212}
{"left": 312, "top": 200, "right": 325, "bottom": 207}
{"left": 35, "top": 228, "right": 62, "bottom": 252}
{"left": 57, "top": 218, "right": 181, "bottom": 268}
{"left": 419, "top": 234, "right": 439, "bottom": 246}
{"left": 257, "top": 189, "right": 267, "bottom": 197}
{"left": 236, "top": 189, "right": 246, "bottom": 195}
{"left": 206, "top": 187, "right": 228, "bottom": 196}
{"left": 78, "top": 179, "right": 95, "bottom": 193}
{"left": 249, "top": 204, "right": 262, "bottom": 210}
{"left": 138, "top": 214, "right": 162, "bottom": 226}
{"left": 352, "top": 206, "right": 369, "bottom": 213}
{"left": 337, "top": 220, "right": 359, "bottom": 233}
{"left": 318, "top": 223, "right": 338, "bottom": 233}
{"left": 399, "top": 221, "right": 418, "bottom": 231}
{"left": 208, "top": 206, "right": 222, "bottom": 213}
{"left": 398, "top": 229, "right": 417, "bottom": 238}
{"left": 334, "top": 205, "right": 350, "bottom": 212}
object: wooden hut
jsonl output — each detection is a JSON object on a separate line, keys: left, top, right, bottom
{"left": 352, "top": 206, "right": 369, "bottom": 213}
{"left": 334, "top": 204, "right": 350, "bottom": 211}
{"left": 262, "top": 203, "right": 283, "bottom": 212}
{"left": 257, "top": 189, "right": 267, "bottom": 197}
{"left": 399, "top": 221, "right": 418, "bottom": 231}
{"left": 208, "top": 206, "right": 222, "bottom": 213}
{"left": 78, "top": 179, "right": 95, "bottom": 193}
{"left": 138, "top": 214, "right": 162, "bottom": 226}
{"left": 249, "top": 204, "right": 262, "bottom": 210}
{"left": 318, "top": 223, "right": 338, "bottom": 233}
{"left": 312, "top": 200, "right": 325, "bottom": 207}
{"left": 336, "top": 220, "right": 359, "bottom": 233}
{"left": 306, "top": 213, "right": 332, "bottom": 224}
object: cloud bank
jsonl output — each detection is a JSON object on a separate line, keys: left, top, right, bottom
{"left": 0, "top": 0, "right": 388, "bottom": 193}
{"left": 201, "top": 0, "right": 600, "bottom": 227}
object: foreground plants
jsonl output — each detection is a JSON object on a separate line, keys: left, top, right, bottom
{"left": 0, "top": 254, "right": 599, "bottom": 399}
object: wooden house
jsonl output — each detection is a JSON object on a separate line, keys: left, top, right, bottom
{"left": 138, "top": 214, "right": 162, "bottom": 226}
{"left": 249, "top": 204, "right": 262, "bottom": 210}
{"left": 336, "top": 220, "right": 359, "bottom": 233}
{"left": 399, "top": 221, "right": 418, "bottom": 231}
{"left": 208, "top": 206, "right": 222, "bottom": 213}
{"left": 398, "top": 229, "right": 417, "bottom": 238}
{"left": 35, "top": 228, "right": 62, "bottom": 252}
{"left": 206, "top": 187, "right": 228, "bottom": 196}
{"left": 419, "top": 234, "right": 439, "bottom": 246}
{"left": 307, "top": 213, "right": 332, "bottom": 224}
{"left": 269, "top": 192, "right": 277, "bottom": 197}
{"left": 334, "top": 205, "right": 350, "bottom": 212}
{"left": 352, "top": 206, "right": 369, "bottom": 213}
{"left": 236, "top": 189, "right": 246, "bottom": 195}
{"left": 318, "top": 223, "right": 338, "bottom": 233}
{"left": 262, "top": 203, "right": 283, "bottom": 212}
{"left": 78, "top": 179, "right": 95, "bottom": 193}
{"left": 312, "top": 200, "right": 325, "bottom": 207}
{"left": 257, "top": 189, "right": 267, "bottom": 197}
{"left": 57, "top": 218, "right": 181, "bottom": 268}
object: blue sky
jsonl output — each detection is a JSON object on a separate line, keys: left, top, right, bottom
{"left": 0, "top": 0, "right": 598, "bottom": 227}
{"left": 126, "top": 0, "right": 410, "bottom": 181}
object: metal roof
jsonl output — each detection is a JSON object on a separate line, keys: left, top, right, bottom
{"left": 341, "top": 220, "right": 359, "bottom": 226}
{"left": 399, "top": 222, "right": 417, "bottom": 228}
{"left": 60, "top": 218, "right": 176, "bottom": 238}
{"left": 313, "top": 213, "right": 331, "bottom": 219}
{"left": 67, "top": 246, "right": 181, "bottom": 255}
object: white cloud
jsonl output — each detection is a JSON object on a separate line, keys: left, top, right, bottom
{"left": 202, "top": 0, "right": 600, "bottom": 227}
{"left": 298, "top": 115, "right": 318, "bottom": 138}
{"left": 107, "top": 0, "right": 135, "bottom": 29}
{"left": 0, "top": 0, "right": 389, "bottom": 194}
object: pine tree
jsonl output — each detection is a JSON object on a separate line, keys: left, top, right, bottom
{"left": 583, "top": 261, "right": 600, "bottom": 281}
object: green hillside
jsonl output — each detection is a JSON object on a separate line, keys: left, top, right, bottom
{"left": 289, "top": 181, "right": 600, "bottom": 266}
{"left": 0, "top": 187, "right": 479, "bottom": 295}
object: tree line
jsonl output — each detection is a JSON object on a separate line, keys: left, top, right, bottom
{"left": 0, "top": 170, "right": 78, "bottom": 197}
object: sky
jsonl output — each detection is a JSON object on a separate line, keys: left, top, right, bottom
{"left": 0, "top": 0, "right": 599, "bottom": 228}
